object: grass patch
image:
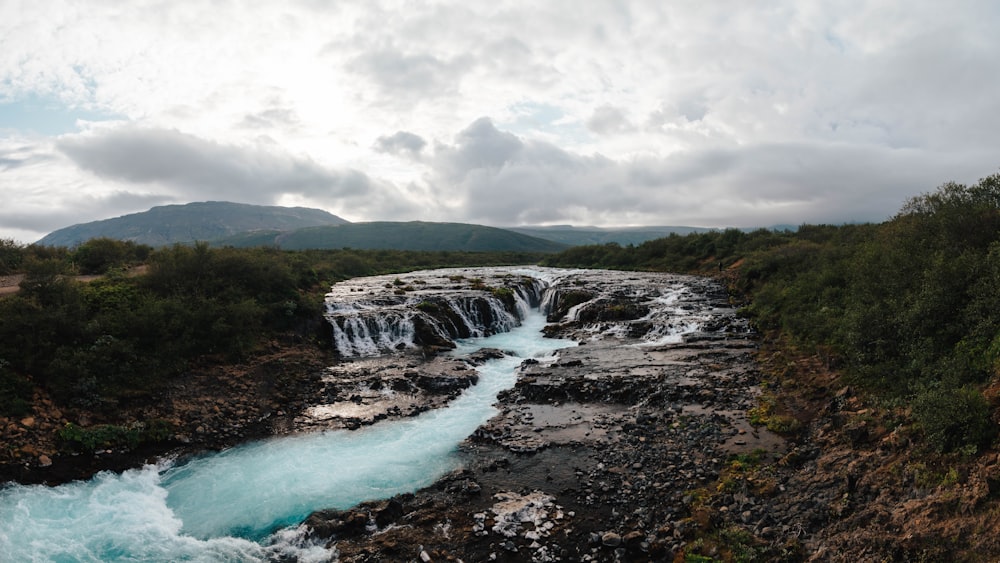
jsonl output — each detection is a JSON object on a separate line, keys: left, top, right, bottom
{"left": 748, "top": 394, "right": 802, "bottom": 435}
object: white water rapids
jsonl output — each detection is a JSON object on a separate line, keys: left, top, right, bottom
{"left": 0, "top": 311, "right": 575, "bottom": 562}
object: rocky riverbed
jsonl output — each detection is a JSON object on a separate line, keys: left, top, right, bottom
{"left": 300, "top": 268, "right": 783, "bottom": 562}
{"left": 3, "top": 267, "right": 780, "bottom": 560}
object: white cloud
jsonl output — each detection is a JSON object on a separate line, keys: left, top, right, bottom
{"left": 0, "top": 0, "right": 998, "bottom": 242}
{"left": 374, "top": 131, "right": 427, "bottom": 159}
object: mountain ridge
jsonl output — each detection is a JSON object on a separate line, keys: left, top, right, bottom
{"left": 37, "top": 201, "right": 348, "bottom": 247}
{"left": 213, "top": 221, "right": 569, "bottom": 252}
{"left": 37, "top": 200, "right": 761, "bottom": 251}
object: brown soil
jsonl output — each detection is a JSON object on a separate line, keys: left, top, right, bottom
{"left": 0, "top": 273, "right": 24, "bottom": 295}
{"left": 0, "top": 265, "right": 149, "bottom": 296}
{"left": 715, "top": 336, "right": 1000, "bottom": 562}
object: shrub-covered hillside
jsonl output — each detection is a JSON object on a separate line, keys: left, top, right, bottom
{"left": 0, "top": 242, "right": 548, "bottom": 418}
{"left": 544, "top": 173, "right": 1000, "bottom": 454}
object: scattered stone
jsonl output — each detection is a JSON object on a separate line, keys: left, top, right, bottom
{"left": 601, "top": 531, "right": 622, "bottom": 547}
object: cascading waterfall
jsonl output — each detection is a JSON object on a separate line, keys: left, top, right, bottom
{"left": 324, "top": 270, "right": 547, "bottom": 357}
{"left": 329, "top": 309, "right": 418, "bottom": 357}
{"left": 635, "top": 287, "right": 709, "bottom": 345}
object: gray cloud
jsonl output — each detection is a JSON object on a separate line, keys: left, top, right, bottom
{"left": 430, "top": 118, "right": 994, "bottom": 228}
{"left": 56, "top": 126, "right": 366, "bottom": 202}
{"left": 238, "top": 107, "right": 301, "bottom": 130}
{"left": 440, "top": 118, "right": 523, "bottom": 171}
{"left": 347, "top": 47, "right": 473, "bottom": 103}
{"left": 51, "top": 126, "right": 428, "bottom": 225}
{"left": 0, "top": 156, "right": 26, "bottom": 170}
{"left": 0, "top": 191, "right": 171, "bottom": 240}
{"left": 433, "top": 118, "right": 624, "bottom": 224}
{"left": 587, "top": 105, "right": 633, "bottom": 135}
{"left": 0, "top": 143, "right": 56, "bottom": 170}
{"left": 374, "top": 131, "right": 427, "bottom": 158}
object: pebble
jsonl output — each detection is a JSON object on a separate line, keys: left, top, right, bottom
{"left": 601, "top": 531, "right": 622, "bottom": 547}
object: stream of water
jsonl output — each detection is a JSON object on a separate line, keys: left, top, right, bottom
{"left": 0, "top": 311, "right": 573, "bottom": 562}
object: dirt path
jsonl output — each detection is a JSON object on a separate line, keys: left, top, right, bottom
{"left": 0, "top": 274, "right": 25, "bottom": 295}
{"left": 0, "top": 266, "right": 149, "bottom": 296}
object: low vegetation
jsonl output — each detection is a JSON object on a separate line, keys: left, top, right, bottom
{"left": 544, "top": 173, "right": 1000, "bottom": 455}
{"left": 0, "top": 241, "right": 549, "bottom": 419}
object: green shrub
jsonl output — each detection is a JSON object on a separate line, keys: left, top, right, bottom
{"left": 0, "top": 361, "right": 32, "bottom": 417}
{"left": 416, "top": 300, "right": 439, "bottom": 312}
{"left": 58, "top": 419, "right": 174, "bottom": 453}
{"left": 912, "top": 386, "right": 995, "bottom": 453}
{"left": 0, "top": 238, "right": 25, "bottom": 274}
{"left": 489, "top": 286, "right": 514, "bottom": 299}
{"left": 72, "top": 238, "right": 150, "bottom": 274}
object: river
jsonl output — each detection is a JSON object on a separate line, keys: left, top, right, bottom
{"left": 0, "top": 307, "right": 574, "bottom": 562}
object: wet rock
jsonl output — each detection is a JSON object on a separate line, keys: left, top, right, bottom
{"left": 469, "top": 348, "right": 508, "bottom": 363}
{"left": 623, "top": 530, "right": 645, "bottom": 547}
{"left": 373, "top": 498, "right": 406, "bottom": 528}
{"left": 601, "top": 531, "right": 622, "bottom": 547}
{"left": 304, "top": 508, "right": 369, "bottom": 539}
{"left": 414, "top": 373, "right": 477, "bottom": 394}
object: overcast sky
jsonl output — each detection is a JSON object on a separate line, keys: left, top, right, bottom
{"left": 2, "top": 1, "right": 999, "bottom": 243}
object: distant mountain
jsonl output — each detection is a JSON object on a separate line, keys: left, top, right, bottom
{"left": 507, "top": 225, "right": 715, "bottom": 246}
{"left": 213, "top": 221, "right": 569, "bottom": 252}
{"left": 37, "top": 201, "right": 348, "bottom": 247}
{"left": 37, "top": 200, "right": 771, "bottom": 252}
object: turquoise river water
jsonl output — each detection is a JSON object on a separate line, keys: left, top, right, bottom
{"left": 0, "top": 310, "right": 573, "bottom": 562}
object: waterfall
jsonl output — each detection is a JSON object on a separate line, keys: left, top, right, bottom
{"left": 324, "top": 270, "right": 548, "bottom": 357}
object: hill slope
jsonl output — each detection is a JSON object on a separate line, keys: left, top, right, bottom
{"left": 215, "top": 221, "right": 569, "bottom": 252}
{"left": 37, "top": 201, "right": 348, "bottom": 247}
{"left": 508, "top": 225, "right": 714, "bottom": 246}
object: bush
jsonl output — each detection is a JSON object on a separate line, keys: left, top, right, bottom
{"left": 0, "top": 361, "right": 33, "bottom": 417}
{"left": 912, "top": 386, "right": 995, "bottom": 454}
{"left": 72, "top": 238, "right": 150, "bottom": 275}
{"left": 0, "top": 238, "right": 25, "bottom": 274}
{"left": 57, "top": 419, "right": 174, "bottom": 453}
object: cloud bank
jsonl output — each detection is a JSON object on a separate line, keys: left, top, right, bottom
{"left": 0, "top": 1, "right": 998, "bottom": 241}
